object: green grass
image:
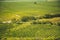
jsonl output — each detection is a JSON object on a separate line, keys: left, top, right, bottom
{"left": 0, "top": 1, "right": 60, "bottom": 40}
{"left": 0, "top": 2, "right": 60, "bottom": 19}
{"left": 0, "top": 24, "right": 60, "bottom": 40}
{"left": 10, "top": 24, "right": 60, "bottom": 37}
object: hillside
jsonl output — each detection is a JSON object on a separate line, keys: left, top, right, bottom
{"left": 0, "top": 1, "right": 60, "bottom": 40}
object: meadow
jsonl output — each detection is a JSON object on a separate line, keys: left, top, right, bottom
{"left": 0, "top": 1, "right": 60, "bottom": 40}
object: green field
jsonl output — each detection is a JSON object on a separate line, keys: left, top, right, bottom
{"left": 0, "top": 1, "right": 60, "bottom": 40}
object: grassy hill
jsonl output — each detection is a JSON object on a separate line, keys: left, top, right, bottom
{"left": 0, "top": 1, "right": 60, "bottom": 40}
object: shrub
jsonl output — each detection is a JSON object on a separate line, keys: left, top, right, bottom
{"left": 54, "top": 13, "right": 60, "bottom": 17}
{"left": 34, "top": 2, "right": 37, "bottom": 4}
{"left": 29, "top": 16, "right": 36, "bottom": 20}
{"left": 32, "top": 21, "right": 38, "bottom": 24}
{"left": 21, "top": 16, "right": 30, "bottom": 22}
{"left": 43, "top": 13, "right": 60, "bottom": 19}
{"left": 21, "top": 16, "right": 36, "bottom": 22}
{"left": 32, "top": 21, "right": 46, "bottom": 24}
{"left": 32, "top": 21, "right": 53, "bottom": 25}
{"left": 43, "top": 14, "right": 54, "bottom": 19}
{"left": 38, "top": 16, "right": 44, "bottom": 19}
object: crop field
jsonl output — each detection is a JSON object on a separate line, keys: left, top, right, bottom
{"left": 0, "top": 1, "right": 60, "bottom": 40}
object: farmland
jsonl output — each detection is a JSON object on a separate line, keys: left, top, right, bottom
{"left": 0, "top": 1, "right": 60, "bottom": 40}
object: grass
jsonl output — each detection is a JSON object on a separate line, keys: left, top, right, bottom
{"left": 1, "top": 24, "right": 60, "bottom": 40}
{"left": 0, "top": 2, "right": 59, "bottom": 19}
{"left": 0, "top": 1, "right": 60, "bottom": 40}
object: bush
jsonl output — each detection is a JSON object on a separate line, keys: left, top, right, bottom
{"left": 54, "top": 13, "right": 60, "bottom": 17}
{"left": 32, "top": 21, "right": 47, "bottom": 24}
{"left": 43, "top": 14, "right": 54, "bottom": 19}
{"left": 34, "top": 2, "right": 37, "bottom": 4}
{"left": 21, "top": 16, "right": 29, "bottom": 22}
{"left": 31, "top": 21, "right": 53, "bottom": 25}
{"left": 21, "top": 16, "right": 36, "bottom": 22}
{"left": 32, "top": 21, "right": 38, "bottom": 24}
{"left": 43, "top": 13, "right": 60, "bottom": 19}
{"left": 38, "top": 16, "right": 44, "bottom": 19}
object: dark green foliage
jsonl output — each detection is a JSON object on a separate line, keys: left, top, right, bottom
{"left": 32, "top": 21, "right": 53, "bottom": 25}
{"left": 21, "top": 16, "right": 36, "bottom": 22}
{"left": 54, "top": 13, "right": 60, "bottom": 17}
{"left": 43, "top": 14, "right": 54, "bottom": 19}
{"left": 21, "top": 16, "right": 29, "bottom": 22}
{"left": 0, "top": 38, "right": 1, "bottom": 40}
{"left": 32, "top": 21, "right": 38, "bottom": 24}
{"left": 34, "top": 2, "right": 37, "bottom": 4}
{"left": 43, "top": 13, "right": 60, "bottom": 19}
